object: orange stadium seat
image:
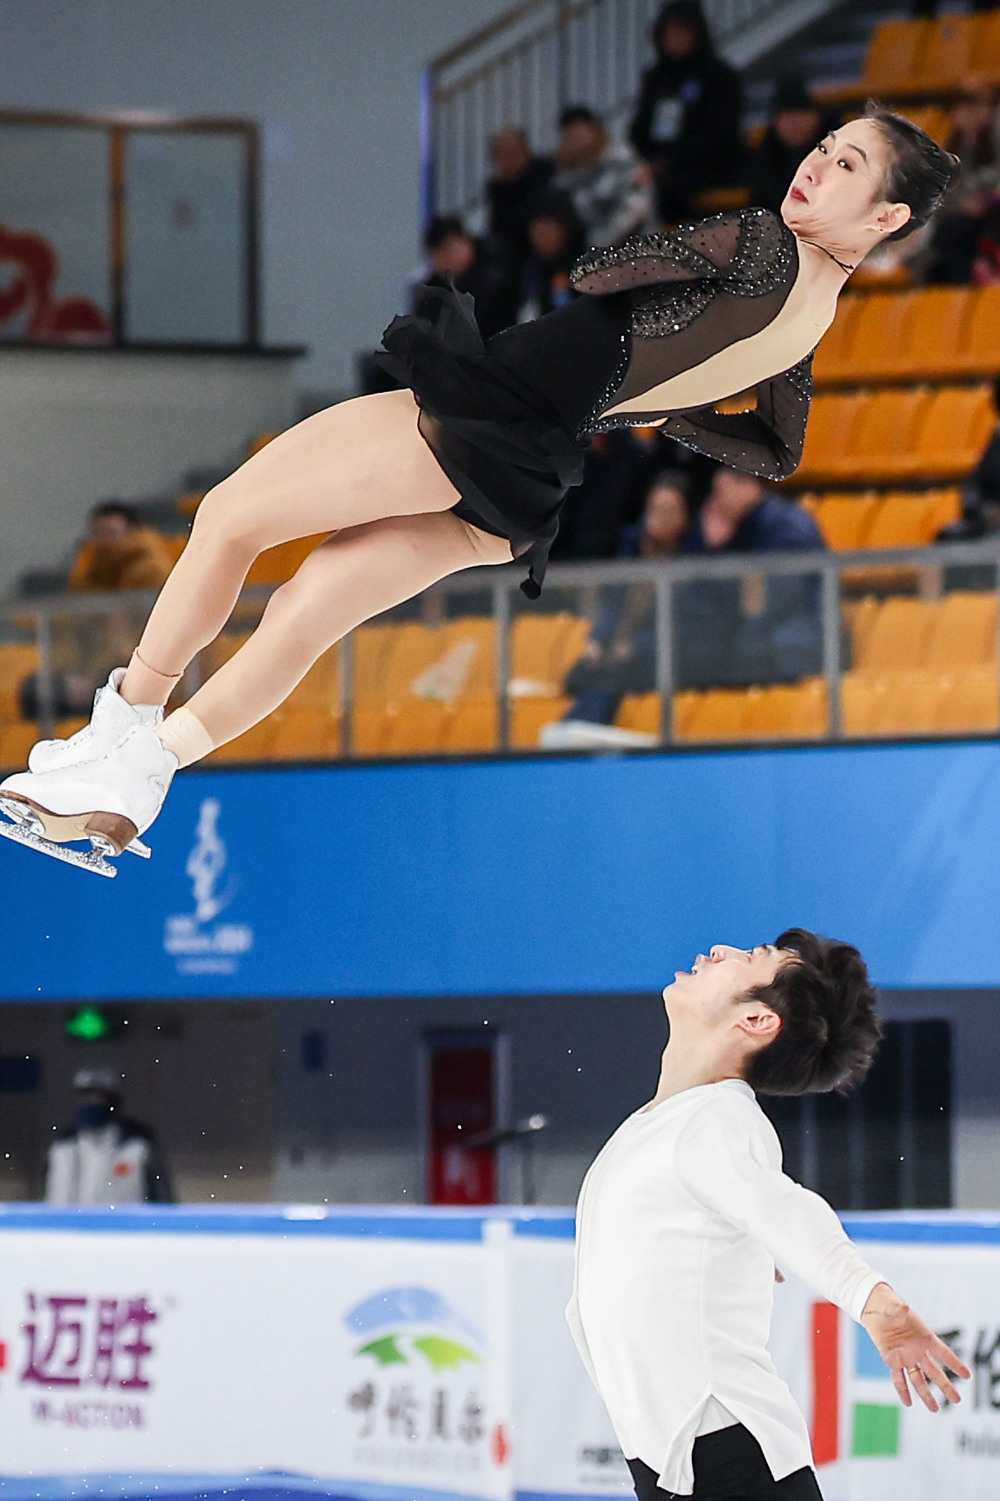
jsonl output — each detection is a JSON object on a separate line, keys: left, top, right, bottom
{"left": 865, "top": 492, "right": 942, "bottom": 549}
{"left": 809, "top": 493, "right": 880, "bottom": 549}
{"left": 794, "top": 392, "right": 866, "bottom": 485}
{"left": 510, "top": 696, "right": 571, "bottom": 747}
{"left": 858, "top": 19, "right": 931, "bottom": 97}
{"left": 843, "top": 293, "right": 915, "bottom": 383}
{"left": 898, "top": 288, "right": 973, "bottom": 382}
{"left": 743, "top": 680, "right": 828, "bottom": 740}
{"left": 244, "top": 533, "right": 330, "bottom": 587}
{"left": 940, "top": 667, "right": 1000, "bottom": 731}
{"left": 0, "top": 644, "right": 39, "bottom": 720}
{"left": 953, "top": 285, "right": 1000, "bottom": 376}
{"left": 918, "top": 14, "right": 977, "bottom": 92}
{"left": 351, "top": 703, "right": 390, "bottom": 757}
{"left": 440, "top": 616, "right": 497, "bottom": 700}
{"left": 811, "top": 296, "right": 865, "bottom": 384}
{"left": 270, "top": 708, "right": 340, "bottom": 760}
{"left": 975, "top": 11, "right": 1000, "bottom": 82}
{"left": 677, "top": 689, "right": 753, "bottom": 742}
{"left": 0, "top": 721, "right": 38, "bottom": 770}
{"left": 379, "top": 624, "right": 443, "bottom": 707}
{"left": 443, "top": 698, "right": 498, "bottom": 753}
{"left": 615, "top": 692, "right": 663, "bottom": 736}
{"left": 909, "top": 384, "right": 995, "bottom": 480}
{"left": 381, "top": 701, "right": 449, "bottom": 756}
{"left": 854, "top": 596, "right": 936, "bottom": 673}
{"left": 825, "top": 388, "right": 932, "bottom": 485}
{"left": 209, "top": 719, "right": 279, "bottom": 763}
{"left": 899, "top": 104, "right": 952, "bottom": 146}
{"left": 924, "top": 592, "right": 998, "bottom": 671}
{"left": 352, "top": 625, "right": 397, "bottom": 704}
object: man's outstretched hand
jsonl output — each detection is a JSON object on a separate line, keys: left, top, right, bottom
{"left": 860, "top": 1282, "right": 971, "bottom": 1411}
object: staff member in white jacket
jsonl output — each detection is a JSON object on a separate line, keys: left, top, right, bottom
{"left": 45, "top": 1067, "right": 173, "bottom": 1205}
{"left": 567, "top": 929, "right": 969, "bottom": 1501}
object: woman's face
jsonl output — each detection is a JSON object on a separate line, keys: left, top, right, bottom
{"left": 780, "top": 118, "right": 908, "bottom": 244}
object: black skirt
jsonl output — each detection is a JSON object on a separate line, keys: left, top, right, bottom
{"left": 375, "top": 282, "right": 630, "bottom": 597}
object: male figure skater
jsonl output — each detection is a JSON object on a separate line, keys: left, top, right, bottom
{"left": 567, "top": 930, "right": 969, "bottom": 1500}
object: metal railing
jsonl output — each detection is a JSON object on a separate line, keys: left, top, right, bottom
{"left": 2, "top": 539, "right": 999, "bottom": 760}
{"left": 423, "top": 0, "right": 837, "bottom": 222}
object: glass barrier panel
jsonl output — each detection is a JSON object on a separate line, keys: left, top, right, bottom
{"left": 673, "top": 562, "right": 827, "bottom": 744}
{"left": 0, "top": 124, "right": 111, "bottom": 342}
{"left": 125, "top": 129, "right": 247, "bottom": 343}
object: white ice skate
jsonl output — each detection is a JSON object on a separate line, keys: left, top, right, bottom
{"left": 28, "top": 667, "right": 163, "bottom": 774}
{"left": 0, "top": 722, "right": 177, "bottom": 878}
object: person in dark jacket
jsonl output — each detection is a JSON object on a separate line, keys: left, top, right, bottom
{"left": 629, "top": 0, "right": 744, "bottom": 223}
{"left": 747, "top": 80, "right": 828, "bottom": 216}
{"left": 418, "top": 215, "right": 511, "bottom": 338}
{"left": 485, "top": 127, "right": 554, "bottom": 311}
{"left": 517, "top": 191, "right": 586, "bottom": 320}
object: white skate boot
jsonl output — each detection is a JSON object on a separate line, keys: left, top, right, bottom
{"left": 0, "top": 722, "right": 177, "bottom": 878}
{"left": 28, "top": 667, "right": 164, "bottom": 773}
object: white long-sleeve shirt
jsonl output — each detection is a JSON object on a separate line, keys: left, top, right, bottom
{"left": 566, "top": 1079, "right": 884, "bottom": 1496}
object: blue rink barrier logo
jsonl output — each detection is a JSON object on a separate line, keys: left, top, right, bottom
{"left": 163, "top": 797, "right": 253, "bottom": 976}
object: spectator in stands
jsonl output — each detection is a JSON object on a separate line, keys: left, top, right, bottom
{"left": 562, "top": 471, "right": 693, "bottom": 726}
{"left": 924, "top": 167, "right": 998, "bottom": 284}
{"left": 553, "top": 105, "right": 654, "bottom": 248}
{"left": 551, "top": 428, "right": 691, "bottom": 561}
{"left": 675, "top": 467, "right": 825, "bottom": 689}
{"left": 46, "top": 1067, "right": 173, "bottom": 1205}
{"left": 517, "top": 191, "right": 586, "bottom": 320}
{"left": 418, "top": 214, "right": 510, "bottom": 337}
{"left": 19, "top": 501, "right": 174, "bottom": 720}
{"left": 940, "top": 377, "right": 1000, "bottom": 538}
{"left": 946, "top": 88, "right": 1000, "bottom": 173}
{"left": 629, "top": 0, "right": 744, "bottom": 224}
{"left": 485, "top": 127, "right": 554, "bottom": 310}
{"left": 747, "top": 79, "right": 827, "bottom": 216}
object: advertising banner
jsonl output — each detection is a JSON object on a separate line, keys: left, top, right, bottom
{"left": 0, "top": 1209, "right": 995, "bottom": 1501}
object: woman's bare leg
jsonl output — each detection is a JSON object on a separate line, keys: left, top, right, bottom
{"left": 172, "top": 511, "right": 511, "bottom": 754}
{"left": 121, "top": 389, "right": 471, "bottom": 706}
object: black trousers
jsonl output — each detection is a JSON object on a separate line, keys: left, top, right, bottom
{"left": 628, "top": 1425, "right": 824, "bottom": 1501}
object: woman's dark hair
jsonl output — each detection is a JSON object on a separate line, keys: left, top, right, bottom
{"left": 653, "top": 1, "right": 711, "bottom": 56}
{"left": 742, "top": 927, "right": 882, "bottom": 1096}
{"left": 863, "top": 100, "right": 961, "bottom": 240}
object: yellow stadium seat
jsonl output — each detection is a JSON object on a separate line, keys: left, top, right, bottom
{"left": 0, "top": 721, "right": 38, "bottom": 769}
{"left": 926, "top": 487, "right": 963, "bottom": 533}
{"left": 510, "top": 696, "right": 571, "bottom": 747}
{"left": 0, "top": 644, "right": 39, "bottom": 720}
{"left": 938, "top": 667, "right": 1000, "bottom": 732}
{"left": 845, "top": 596, "right": 879, "bottom": 666}
{"left": 812, "top": 493, "right": 879, "bottom": 549}
{"left": 900, "top": 104, "right": 952, "bottom": 146}
{"left": 909, "top": 384, "right": 995, "bottom": 480}
{"left": 974, "top": 11, "right": 1000, "bottom": 84}
{"left": 673, "top": 691, "right": 701, "bottom": 739}
{"left": 244, "top": 533, "right": 330, "bottom": 587}
{"left": 209, "top": 719, "right": 278, "bottom": 763}
{"left": 351, "top": 703, "right": 390, "bottom": 757}
{"left": 865, "top": 492, "right": 941, "bottom": 549}
{"left": 692, "top": 186, "right": 751, "bottom": 215}
{"left": 918, "top": 14, "right": 976, "bottom": 92}
{"left": 844, "top": 292, "right": 915, "bottom": 382}
{"left": 270, "top": 708, "right": 340, "bottom": 760}
{"left": 443, "top": 698, "right": 498, "bottom": 753}
{"left": 615, "top": 692, "right": 663, "bottom": 735}
{"left": 380, "top": 623, "right": 443, "bottom": 707}
{"left": 352, "top": 625, "right": 397, "bottom": 704}
{"left": 679, "top": 689, "right": 753, "bottom": 742}
{"left": 511, "top": 613, "right": 587, "bottom": 695}
{"left": 954, "top": 285, "right": 1000, "bottom": 376}
{"left": 925, "top": 591, "right": 998, "bottom": 671}
{"left": 162, "top": 534, "right": 188, "bottom": 565}
{"left": 381, "top": 701, "right": 449, "bottom": 756}
{"left": 811, "top": 296, "right": 866, "bottom": 385}
{"left": 859, "top": 19, "right": 931, "bottom": 97}
{"left": 744, "top": 680, "right": 828, "bottom": 740}
{"left": 854, "top": 597, "right": 936, "bottom": 673}
{"left": 793, "top": 392, "right": 866, "bottom": 485}
{"left": 825, "top": 388, "right": 932, "bottom": 485}
{"left": 440, "top": 616, "right": 497, "bottom": 700}
{"left": 284, "top": 647, "right": 341, "bottom": 713}
{"left": 898, "top": 287, "right": 973, "bottom": 381}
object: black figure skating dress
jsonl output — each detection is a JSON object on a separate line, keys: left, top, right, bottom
{"left": 376, "top": 208, "right": 833, "bottom": 596}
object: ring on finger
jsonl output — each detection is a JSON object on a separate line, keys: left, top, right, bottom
{"left": 905, "top": 1365, "right": 923, "bottom": 1376}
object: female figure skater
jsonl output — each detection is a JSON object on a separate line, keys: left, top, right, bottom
{"left": 568, "top": 931, "right": 969, "bottom": 1500}
{"left": 0, "top": 105, "right": 957, "bottom": 871}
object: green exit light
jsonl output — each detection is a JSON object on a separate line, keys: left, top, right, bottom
{"left": 64, "top": 1005, "right": 113, "bottom": 1042}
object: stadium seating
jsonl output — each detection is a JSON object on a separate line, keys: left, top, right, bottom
{"left": 822, "top": 12, "right": 1000, "bottom": 101}
{"left": 795, "top": 385, "right": 994, "bottom": 486}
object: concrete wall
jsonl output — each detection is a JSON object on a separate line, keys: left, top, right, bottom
{"left": 0, "top": 0, "right": 510, "bottom": 394}
{"left": 0, "top": 348, "right": 298, "bottom": 598}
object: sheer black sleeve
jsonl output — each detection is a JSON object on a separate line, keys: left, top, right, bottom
{"left": 569, "top": 207, "right": 791, "bottom": 296}
{"left": 657, "top": 354, "right": 813, "bottom": 482}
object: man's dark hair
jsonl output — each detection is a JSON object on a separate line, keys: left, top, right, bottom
{"left": 423, "top": 214, "right": 469, "bottom": 252}
{"left": 864, "top": 100, "right": 961, "bottom": 241}
{"left": 654, "top": 1, "right": 711, "bottom": 53}
{"left": 558, "top": 104, "right": 602, "bottom": 131}
{"left": 91, "top": 500, "right": 138, "bottom": 526}
{"left": 743, "top": 927, "right": 881, "bottom": 1096}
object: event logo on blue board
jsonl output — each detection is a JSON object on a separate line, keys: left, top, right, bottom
{"left": 162, "top": 797, "right": 253, "bottom": 977}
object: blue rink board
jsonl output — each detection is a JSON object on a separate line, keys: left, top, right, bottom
{"left": 5, "top": 740, "right": 1000, "bottom": 999}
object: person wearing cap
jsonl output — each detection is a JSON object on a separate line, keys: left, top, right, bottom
{"left": 748, "top": 80, "right": 829, "bottom": 217}
{"left": 45, "top": 1068, "right": 173, "bottom": 1204}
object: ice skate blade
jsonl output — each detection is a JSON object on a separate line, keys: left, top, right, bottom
{"left": 0, "top": 793, "right": 136, "bottom": 856}
{"left": 125, "top": 837, "right": 152, "bottom": 859}
{"left": 0, "top": 818, "right": 117, "bottom": 877}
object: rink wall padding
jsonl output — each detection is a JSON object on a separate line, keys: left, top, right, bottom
{"left": 4, "top": 739, "right": 1000, "bottom": 999}
{"left": 0, "top": 1205, "right": 997, "bottom": 1501}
